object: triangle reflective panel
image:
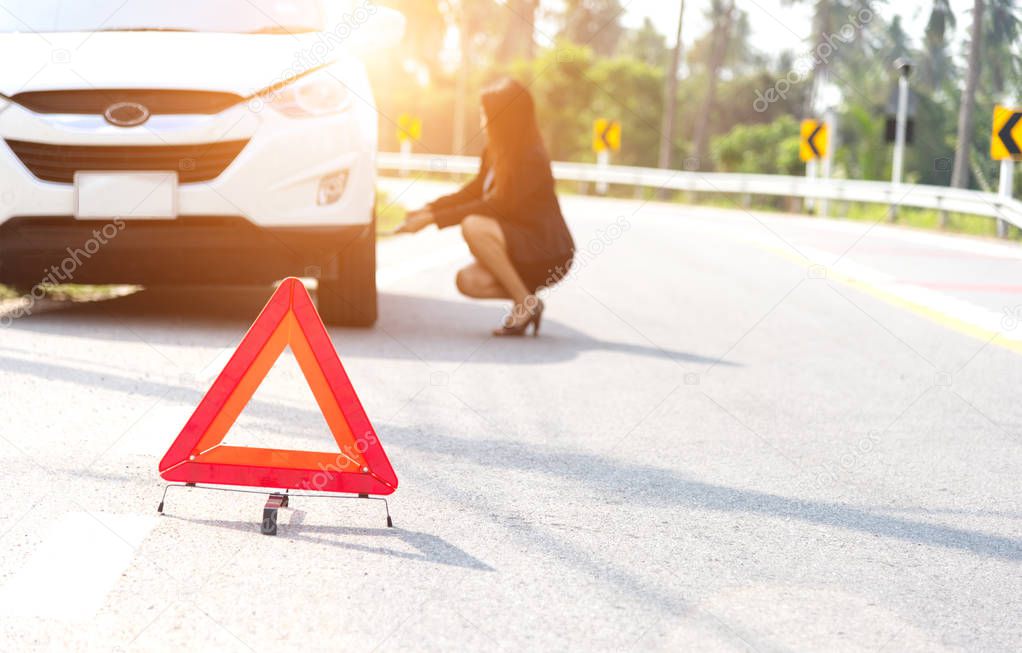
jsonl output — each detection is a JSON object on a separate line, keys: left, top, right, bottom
{"left": 159, "top": 278, "right": 397, "bottom": 495}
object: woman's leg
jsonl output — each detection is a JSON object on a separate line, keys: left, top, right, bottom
{"left": 460, "top": 215, "right": 531, "bottom": 306}
{"left": 455, "top": 262, "right": 511, "bottom": 299}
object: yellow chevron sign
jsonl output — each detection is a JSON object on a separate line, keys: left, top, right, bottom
{"left": 800, "top": 119, "right": 828, "bottom": 162}
{"left": 991, "top": 105, "right": 1022, "bottom": 160}
{"left": 396, "top": 114, "right": 422, "bottom": 144}
{"left": 593, "top": 118, "right": 621, "bottom": 153}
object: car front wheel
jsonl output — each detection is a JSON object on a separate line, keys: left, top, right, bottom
{"left": 317, "top": 220, "right": 377, "bottom": 327}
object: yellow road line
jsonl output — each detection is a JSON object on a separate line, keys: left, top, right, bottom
{"left": 749, "top": 240, "right": 1022, "bottom": 357}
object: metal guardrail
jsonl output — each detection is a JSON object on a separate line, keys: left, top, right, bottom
{"left": 377, "top": 152, "right": 1022, "bottom": 231}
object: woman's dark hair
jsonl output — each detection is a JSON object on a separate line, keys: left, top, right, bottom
{"left": 480, "top": 77, "right": 546, "bottom": 200}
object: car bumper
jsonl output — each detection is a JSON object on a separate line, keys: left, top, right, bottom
{"left": 0, "top": 100, "right": 376, "bottom": 228}
{"left": 0, "top": 216, "right": 371, "bottom": 286}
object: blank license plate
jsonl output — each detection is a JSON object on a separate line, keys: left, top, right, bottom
{"left": 74, "top": 172, "right": 178, "bottom": 219}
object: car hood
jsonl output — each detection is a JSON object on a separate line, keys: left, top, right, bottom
{"left": 0, "top": 32, "right": 353, "bottom": 97}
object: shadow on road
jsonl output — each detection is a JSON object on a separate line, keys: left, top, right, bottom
{"left": 161, "top": 513, "right": 493, "bottom": 571}
{"left": 3, "top": 285, "right": 731, "bottom": 367}
{"left": 382, "top": 425, "right": 1022, "bottom": 564}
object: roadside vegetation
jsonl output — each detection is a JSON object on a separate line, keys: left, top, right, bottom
{"left": 371, "top": 1, "right": 1021, "bottom": 238}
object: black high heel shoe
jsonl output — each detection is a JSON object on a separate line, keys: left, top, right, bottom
{"left": 493, "top": 299, "right": 544, "bottom": 337}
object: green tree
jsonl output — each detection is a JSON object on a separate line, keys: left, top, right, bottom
{"left": 511, "top": 44, "right": 599, "bottom": 161}
{"left": 513, "top": 44, "right": 667, "bottom": 166}
{"left": 621, "top": 16, "right": 668, "bottom": 67}
{"left": 558, "top": 0, "right": 625, "bottom": 56}
{"left": 589, "top": 56, "right": 665, "bottom": 166}
{"left": 712, "top": 115, "right": 802, "bottom": 175}
{"left": 838, "top": 104, "right": 885, "bottom": 180}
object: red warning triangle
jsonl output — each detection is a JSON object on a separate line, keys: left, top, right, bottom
{"left": 159, "top": 278, "right": 397, "bottom": 495}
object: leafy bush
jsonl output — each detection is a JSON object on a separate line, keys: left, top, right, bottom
{"left": 711, "top": 116, "right": 802, "bottom": 176}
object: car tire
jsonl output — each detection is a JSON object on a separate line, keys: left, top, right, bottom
{"left": 317, "top": 220, "right": 377, "bottom": 327}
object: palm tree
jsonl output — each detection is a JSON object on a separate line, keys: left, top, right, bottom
{"left": 950, "top": 0, "right": 984, "bottom": 189}
{"left": 920, "top": 0, "right": 956, "bottom": 92}
{"left": 658, "top": 2, "right": 685, "bottom": 170}
{"left": 884, "top": 16, "right": 912, "bottom": 63}
{"left": 444, "top": 0, "right": 508, "bottom": 153}
{"left": 691, "top": 0, "right": 740, "bottom": 170}
{"left": 496, "top": 0, "right": 540, "bottom": 64}
{"left": 981, "top": 0, "right": 1022, "bottom": 96}
{"left": 451, "top": 1, "right": 472, "bottom": 154}
{"left": 785, "top": 0, "right": 876, "bottom": 113}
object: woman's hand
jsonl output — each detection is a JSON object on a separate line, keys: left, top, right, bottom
{"left": 395, "top": 209, "right": 434, "bottom": 234}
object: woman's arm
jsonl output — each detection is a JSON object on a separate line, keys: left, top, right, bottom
{"left": 431, "top": 149, "right": 550, "bottom": 228}
{"left": 427, "top": 152, "right": 489, "bottom": 210}
{"left": 395, "top": 154, "right": 490, "bottom": 234}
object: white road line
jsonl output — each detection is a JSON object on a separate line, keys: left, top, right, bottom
{"left": 0, "top": 512, "right": 157, "bottom": 621}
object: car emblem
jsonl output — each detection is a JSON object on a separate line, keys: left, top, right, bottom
{"left": 103, "top": 101, "right": 150, "bottom": 127}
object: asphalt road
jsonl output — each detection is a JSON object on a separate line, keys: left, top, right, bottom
{"left": 1, "top": 184, "right": 1020, "bottom": 651}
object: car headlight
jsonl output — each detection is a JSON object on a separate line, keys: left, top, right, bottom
{"left": 264, "top": 70, "right": 352, "bottom": 117}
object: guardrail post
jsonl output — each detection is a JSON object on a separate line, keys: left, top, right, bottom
{"left": 596, "top": 151, "right": 610, "bottom": 195}
{"left": 805, "top": 159, "right": 817, "bottom": 214}
{"left": 889, "top": 65, "right": 910, "bottom": 222}
{"left": 399, "top": 140, "right": 412, "bottom": 177}
{"left": 998, "top": 159, "right": 1015, "bottom": 238}
{"left": 820, "top": 109, "right": 836, "bottom": 218}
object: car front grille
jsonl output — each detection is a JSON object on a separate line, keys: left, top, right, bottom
{"left": 4, "top": 139, "right": 249, "bottom": 184}
{"left": 10, "top": 89, "right": 244, "bottom": 115}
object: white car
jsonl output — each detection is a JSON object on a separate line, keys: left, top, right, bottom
{"left": 0, "top": 0, "right": 400, "bottom": 325}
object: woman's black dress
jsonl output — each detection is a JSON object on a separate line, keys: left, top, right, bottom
{"left": 427, "top": 146, "right": 575, "bottom": 292}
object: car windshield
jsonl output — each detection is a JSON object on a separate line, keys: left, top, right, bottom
{"left": 0, "top": 0, "right": 336, "bottom": 34}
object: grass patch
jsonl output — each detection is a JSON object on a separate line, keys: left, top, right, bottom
{"left": 0, "top": 283, "right": 134, "bottom": 303}
{"left": 375, "top": 188, "right": 406, "bottom": 236}
{"left": 36, "top": 284, "right": 135, "bottom": 302}
{"left": 839, "top": 202, "right": 1018, "bottom": 238}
